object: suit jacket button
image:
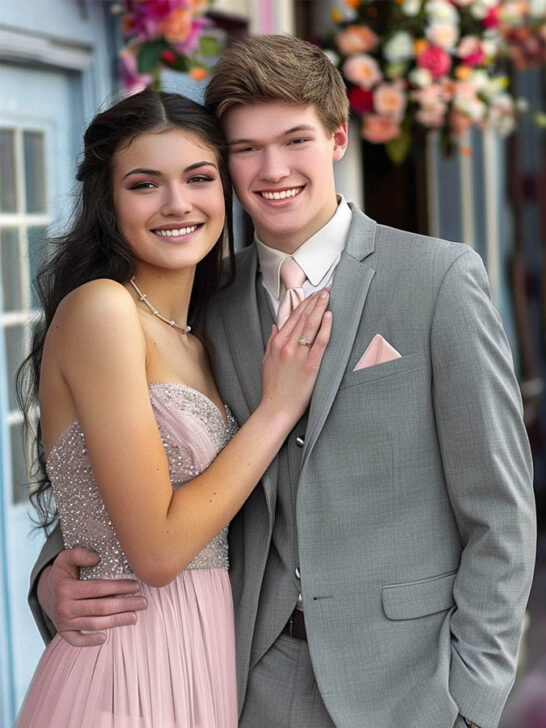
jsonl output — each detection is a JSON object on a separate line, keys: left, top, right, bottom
{"left": 296, "top": 436, "right": 305, "bottom": 447}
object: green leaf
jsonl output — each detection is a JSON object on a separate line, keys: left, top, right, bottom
{"left": 199, "top": 36, "right": 223, "bottom": 57}
{"left": 137, "top": 39, "right": 168, "bottom": 74}
{"left": 385, "top": 128, "right": 412, "bottom": 165}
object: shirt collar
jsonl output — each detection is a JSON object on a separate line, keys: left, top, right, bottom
{"left": 256, "top": 195, "right": 352, "bottom": 299}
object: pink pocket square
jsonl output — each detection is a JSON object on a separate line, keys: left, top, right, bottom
{"left": 353, "top": 334, "right": 401, "bottom": 371}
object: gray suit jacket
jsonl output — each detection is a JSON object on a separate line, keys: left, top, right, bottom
{"left": 29, "top": 206, "right": 535, "bottom": 728}
{"left": 203, "top": 205, "right": 536, "bottom": 728}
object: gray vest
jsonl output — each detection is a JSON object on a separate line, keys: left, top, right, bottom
{"left": 250, "top": 281, "right": 309, "bottom": 667}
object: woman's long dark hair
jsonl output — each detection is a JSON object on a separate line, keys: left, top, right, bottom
{"left": 17, "top": 88, "right": 235, "bottom": 530}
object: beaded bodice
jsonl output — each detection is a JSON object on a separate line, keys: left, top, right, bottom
{"left": 46, "top": 383, "right": 237, "bottom": 580}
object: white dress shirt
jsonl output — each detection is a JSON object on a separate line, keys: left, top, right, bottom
{"left": 255, "top": 195, "right": 352, "bottom": 314}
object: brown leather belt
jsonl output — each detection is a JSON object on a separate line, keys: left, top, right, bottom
{"left": 283, "top": 608, "right": 307, "bottom": 640}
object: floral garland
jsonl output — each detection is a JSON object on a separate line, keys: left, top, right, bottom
{"left": 116, "top": 0, "right": 222, "bottom": 94}
{"left": 324, "top": 0, "right": 546, "bottom": 162}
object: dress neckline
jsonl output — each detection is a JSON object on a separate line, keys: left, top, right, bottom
{"left": 45, "top": 382, "right": 230, "bottom": 465}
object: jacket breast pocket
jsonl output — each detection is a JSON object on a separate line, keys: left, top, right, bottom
{"left": 382, "top": 570, "right": 457, "bottom": 620}
{"left": 339, "top": 353, "right": 424, "bottom": 390}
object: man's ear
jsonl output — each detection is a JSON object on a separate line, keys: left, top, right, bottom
{"left": 332, "top": 122, "right": 349, "bottom": 162}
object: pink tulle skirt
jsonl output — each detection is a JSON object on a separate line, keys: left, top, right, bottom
{"left": 16, "top": 569, "right": 237, "bottom": 728}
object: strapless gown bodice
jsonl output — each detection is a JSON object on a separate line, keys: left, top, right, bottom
{"left": 46, "top": 382, "right": 237, "bottom": 579}
{"left": 17, "top": 382, "right": 239, "bottom": 728}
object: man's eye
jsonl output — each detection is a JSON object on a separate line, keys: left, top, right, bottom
{"left": 289, "top": 138, "right": 308, "bottom": 145}
{"left": 232, "top": 146, "right": 256, "bottom": 154}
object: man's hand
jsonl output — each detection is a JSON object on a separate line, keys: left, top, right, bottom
{"left": 37, "top": 547, "right": 147, "bottom": 646}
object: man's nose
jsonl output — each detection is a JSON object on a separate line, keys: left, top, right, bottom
{"left": 259, "top": 148, "right": 290, "bottom": 183}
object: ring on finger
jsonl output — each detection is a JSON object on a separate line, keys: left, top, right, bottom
{"left": 298, "top": 336, "right": 313, "bottom": 348}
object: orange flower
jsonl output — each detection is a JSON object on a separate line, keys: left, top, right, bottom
{"left": 455, "top": 65, "right": 472, "bottom": 80}
{"left": 336, "top": 25, "right": 379, "bottom": 55}
{"left": 414, "top": 39, "right": 427, "bottom": 56}
{"left": 159, "top": 8, "right": 192, "bottom": 44}
{"left": 189, "top": 67, "right": 208, "bottom": 81}
{"left": 345, "top": 0, "right": 361, "bottom": 7}
{"left": 331, "top": 8, "right": 344, "bottom": 23}
{"left": 361, "top": 114, "right": 401, "bottom": 143}
{"left": 190, "top": 0, "right": 208, "bottom": 11}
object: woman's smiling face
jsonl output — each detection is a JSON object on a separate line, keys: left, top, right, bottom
{"left": 112, "top": 127, "right": 225, "bottom": 275}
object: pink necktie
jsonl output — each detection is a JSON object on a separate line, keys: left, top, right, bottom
{"left": 277, "top": 257, "right": 307, "bottom": 329}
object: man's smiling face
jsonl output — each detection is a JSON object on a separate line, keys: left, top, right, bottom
{"left": 224, "top": 102, "right": 347, "bottom": 254}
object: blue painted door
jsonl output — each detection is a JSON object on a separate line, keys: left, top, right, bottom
{"left": 0, "top": 62, "right": 81, "bottom": 725}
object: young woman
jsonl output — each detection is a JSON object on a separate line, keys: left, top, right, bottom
{"left": 16, "top": 88, "right": 331, "bottom": 728}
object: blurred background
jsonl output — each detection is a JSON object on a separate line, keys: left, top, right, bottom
{"left": 0, "top": 0, "right": 544, "bottom": 725}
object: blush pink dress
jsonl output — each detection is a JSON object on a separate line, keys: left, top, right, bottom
{"left": 16, "top": 383, "right": 238, "bottom": 728}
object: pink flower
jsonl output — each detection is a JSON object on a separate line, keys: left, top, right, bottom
{"left": 348, "top": 86, "right": 374, "bottom": 113}
{"left": 417, "top": 44, "right": 452, "bottom": 78}
{"left": 336, "top": 25, "right": 379, "bottom": 55}
{"left": 119, "top": 48, "right": 153, "bottom": 94}
{"left": 373, "top": 82, "right": 407, "bottom": 122}
{"left": 171, "top": 15, "right": 209, "bottom": 55}
{"left": 125, "top": 0, "right": 184, "bottom": 39}
{"left": 483, "top": 6, "right": 501, "bottom": 29}
{"left": 416, "top": 107, "right": 446, "bottom": 127}
{"left": 343, "top": 54, "right": 382, "bottom": 89}
{"left": 361, "top": 114, "right": 401, "bottom": 143}
{"left": 457, "top": 36, "right": 485, "bottom": 66}
{"left": 159, "top": 7, "right": 192, "bottom": 43}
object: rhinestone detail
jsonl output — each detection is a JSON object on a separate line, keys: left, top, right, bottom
{"left": 46, "top": 383, "right": 238, "bottom": 580}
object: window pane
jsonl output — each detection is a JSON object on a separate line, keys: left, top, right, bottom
{"left": 0, "top": 129, "right": 17, "bottom": 212}
{"left": 1, "top": 228, "right": 23, "bottom": 312}
{"left": 24, "top": 131, "right": 46, "bottom": 213}
{"left": 11, "top": 421, "right": 30, "bottom": 504}
{"left": 4, "top": 324, "right": 26, "bottom": 410}
{"left": 27, "top": 226, "right": 47, "bottom": 308}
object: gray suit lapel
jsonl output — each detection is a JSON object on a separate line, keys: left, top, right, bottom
{"left": 301, "top": 207, "right": 377, "bottom": 472}
{"left": 220, "top": 246, "right": 279, "bottom": 520}
{"left": 220, "top": 247, "right": 264, "bottom": 421}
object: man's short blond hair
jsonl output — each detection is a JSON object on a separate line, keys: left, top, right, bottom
{"left": 205, "top": 34, "right": 349, "bottom": 134}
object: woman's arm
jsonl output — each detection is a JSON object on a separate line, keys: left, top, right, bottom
{"left": 53, "top": 279, "right": 331, "bottom": 587}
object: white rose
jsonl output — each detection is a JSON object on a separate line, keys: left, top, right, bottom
{"left": 426, "top": 21, "right": 460, "bottom": 49}
{"left": 470, "top": 69, "right": 489, "bottom": 91}
{"left": 409, "top": 67, "right": 433, "bottom": 87}
{"left": 425, "top": 0, "right": 459, "bottom": 23}
{"left": 482, "top": 39, "right": 499, "bottom": 58}
{"left": 485, "top": 76, "right": 509, "bottom": 98}
{"left": 471, "top": 2, "right": 488, "bottom": 18}
{"left": 401, "top": 0, "right": 422, "bottom": 16}
{"left": 384, "top": 31, "right": 414, "bottom": 62}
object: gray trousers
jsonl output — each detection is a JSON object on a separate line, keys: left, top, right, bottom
{"left": 239, "top": 634, "right": 336, "bottom": 728}
{"left": 239, "top": 635, "right": 470, "bottom": 728}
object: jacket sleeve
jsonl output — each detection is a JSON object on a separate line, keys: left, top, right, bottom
{"left": 27, "top": 523, "right": 63, "bottom": 644}
{"left": 430, "top": 247, "right": 536, "bottom": 728}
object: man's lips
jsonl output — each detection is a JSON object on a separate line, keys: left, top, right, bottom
{"left": 257, "top": 186, "right": 304, "bottom": 201}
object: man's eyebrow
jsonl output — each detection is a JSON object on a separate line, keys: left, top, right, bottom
{"left": 228, "top": 125, "right": 316, "bottom": 146}
{"left": 122, "top": 161, "right": 217, "bottom": 179}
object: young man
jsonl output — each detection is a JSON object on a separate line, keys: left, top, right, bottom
{"left": 30, "top": 35, "right": 535, "bottom": 728}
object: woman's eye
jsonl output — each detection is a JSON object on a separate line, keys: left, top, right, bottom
{"left": 188, "top": 175, "right": 215, "bottom": 183}
{"left": 129, "top": 181, "right": 156, "bottom": 190}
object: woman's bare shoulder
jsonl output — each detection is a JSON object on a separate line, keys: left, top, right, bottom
{"left": 49, "top": 279, "right": 144, "bottom": 353}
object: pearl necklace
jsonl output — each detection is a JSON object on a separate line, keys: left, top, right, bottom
{"left": 129, "top": 277, "right": 191, "bottom": 334}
